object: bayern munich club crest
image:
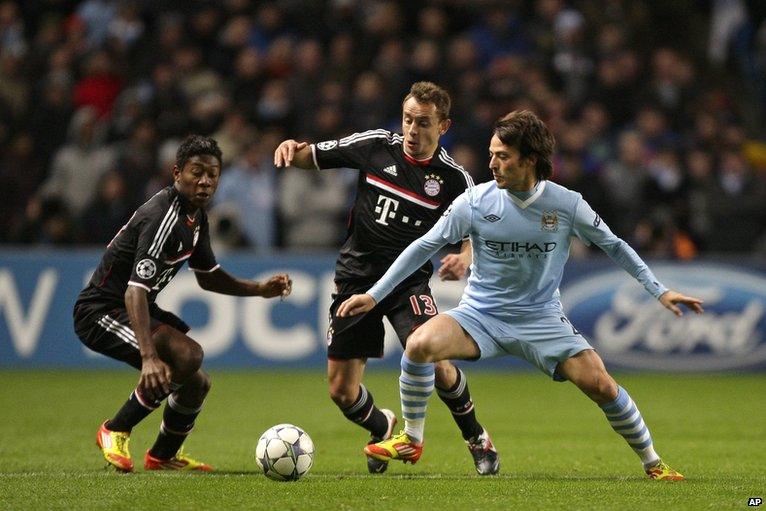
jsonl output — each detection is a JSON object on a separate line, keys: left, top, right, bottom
{"left": 423, "top": 173, "right": 444, "bottom": 197}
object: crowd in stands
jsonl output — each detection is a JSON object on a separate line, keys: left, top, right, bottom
{"left": 0, "top": 0, "right": 765, "bottom": 257}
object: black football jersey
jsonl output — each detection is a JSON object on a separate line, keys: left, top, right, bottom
{"left": 76, "top": 186, "right": 218, "bottom": 309}
{"left": 312, "top": 129, "right": 474, "bottom": 290}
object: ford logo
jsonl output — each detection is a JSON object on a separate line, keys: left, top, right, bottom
{"left": 560, "top": 264, "right": 766, "bottom": 371}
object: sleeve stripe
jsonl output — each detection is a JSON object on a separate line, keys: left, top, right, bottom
{"left": 439, "top": 149, "right": 475, "bottom": 188}
{"left": 127, "top": 281, "right": 152, "bottom": 291}
{"left": 338, "top": 129, "right": 391, "bottom": 147}
{"left": 148, "top": 198, "right": 180, "bottom": 257}
{"left": 310, "top": 144, "right": 320, "bottom": 170}
{"left": 189, "top": 263, "right": 221, "bottom": 273}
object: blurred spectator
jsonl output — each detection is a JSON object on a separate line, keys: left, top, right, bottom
{"left": 28, "top": 76, "right": 74, "bottom": 167}
{"left": 279, "top": 160, "right": 354, "bottom": 251}
{"left": 0, "top": 133, "right": 45, "bottom": 241}
{"left": 36, "top": 106, "right": 115, "bottom": 216}
{"left": 213, "top": 135, "right": 278, "bottom": 251}
{"left": 601, "top": 130, "right": 650, "bottom": 235}
{"left": 112, "top": 117, "right": 157, "bottom": 207}
{"left": 706, "top": 150, "right": 766, "bottom": 252}
{"left": 73, "top": 49, "right": 123, "bottom": 117}
{"left": 79, "top": 169, "right": 131, "bottom": 243}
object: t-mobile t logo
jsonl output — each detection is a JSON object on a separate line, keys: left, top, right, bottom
{"left": 374, "top": 195, "right": 400, "bottom": 225}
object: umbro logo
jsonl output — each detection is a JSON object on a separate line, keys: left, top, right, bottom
{"left": 484, "top": 214, "right": 501, "bottom": 222}
{"left": 382, "top": 165, "right": 398, "bottom": 176}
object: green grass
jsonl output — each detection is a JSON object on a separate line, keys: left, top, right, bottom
{"left": 0, "top": 371, "right": 764, "bottom": 510}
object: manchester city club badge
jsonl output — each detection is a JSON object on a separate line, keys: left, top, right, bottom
{"left": 423, "top": 173, "right": 444, "bottom": 196}
{"left": 541, "top": 210, "right": 559, "bottom": 232}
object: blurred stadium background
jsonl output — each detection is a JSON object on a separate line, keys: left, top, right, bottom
{"left": 0, "top": 1, "right": 765, "bottom": 508}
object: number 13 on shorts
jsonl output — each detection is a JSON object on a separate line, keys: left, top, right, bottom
{"left": 410, "top": 294, "right": 437, "bottom": 316}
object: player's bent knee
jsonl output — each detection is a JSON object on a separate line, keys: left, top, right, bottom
{"left": 172, "top": 340, "right": 205, "bottom": 380}
{"left": 587, "top": 371, "right": 618, "bottom": 403}
{"left": 405, "top": 330, "right": 437, "bottom": 361}
{"left": 195, "top": 370, "right": 212, "bottom": 396}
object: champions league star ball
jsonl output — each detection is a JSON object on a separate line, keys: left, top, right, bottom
{"left": 255, "top": 424, "right": 314, "bottom": 481}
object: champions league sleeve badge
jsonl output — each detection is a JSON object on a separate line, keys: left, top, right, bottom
{"left": 423, "top": 174, "right": 444, "bottom": 197}
{"left": 316, "top": 140, "right": 338, "bottom": 151}
{"left": 136, "top": 258, "right": 157, "bottom": 279}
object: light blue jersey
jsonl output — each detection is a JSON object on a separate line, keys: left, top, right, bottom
{"left": 368, "top": 180, "right": 667, "bottom": 316}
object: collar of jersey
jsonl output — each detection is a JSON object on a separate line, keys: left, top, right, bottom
{"left": 403, "top": 149, "right": 433, "bottom": 167}
{"left": 506, "top": 180, "right": 546, "bottom": 209}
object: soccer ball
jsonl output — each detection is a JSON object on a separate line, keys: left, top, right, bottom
{"left": 255, "top": 424, "right": 314, "bottom": 481}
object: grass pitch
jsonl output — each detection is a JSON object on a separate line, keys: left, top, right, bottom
{"left": 0, "top": 370, "right": 763, "bottom": 510}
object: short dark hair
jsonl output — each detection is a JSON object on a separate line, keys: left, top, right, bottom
{"left": 176, "top": 135, "right": 223, "bottom": 169}
{"left": 403, "top": 82, "right": 451, "bottom": 120}
{"left": 494, "top": 111, "right": 555, "bottom": 180}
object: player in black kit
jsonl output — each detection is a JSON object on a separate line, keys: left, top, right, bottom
{"left": 274, "top": 82, "right": 499, "bottom": 475}
{"left": 74, "top": 135, "right": 292, "bottom": 472}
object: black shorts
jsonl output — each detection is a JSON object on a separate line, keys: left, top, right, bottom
{"left": 327, "top": 279, "right": 438, "bottom": 360}
{"left": 73, "top": 301, "right": 190, "bottom": 369}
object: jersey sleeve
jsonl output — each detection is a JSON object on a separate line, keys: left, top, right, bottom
{"left": 311, "top": 129, "right": 389, "bottom": 170}
{"left": 189, "top": 218, "right": 219, "bottom": 273}
{"left": 128, "top": 212, "right": 176, "bottom": 291}
{"left": 367, "top": 192, "right": 472, "bottom": 303}
{"left": 572, "top": 196, "right": 668, "bottom": 298}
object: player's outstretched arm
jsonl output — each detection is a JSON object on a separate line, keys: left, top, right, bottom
{"left": 438, "top": 239, "right": 472, "bottom": 281}
{"left": 195, "top": 268, "right": 292, "bottom": 299}
{"left": 337, "top": 294, "right": 377, "bottom": 317}
{"left": 658, "top": 290, "right": 704, "bottom": 317}
{"left": 274, "top": 139, "right": 313, "bottom": 169}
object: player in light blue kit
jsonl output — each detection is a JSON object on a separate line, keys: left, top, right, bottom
{"left": 338, "top": 111, "right": 703, "bottom": 480}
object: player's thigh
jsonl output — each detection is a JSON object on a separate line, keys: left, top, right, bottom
{"left": 407, "top": 314, "right": 481, "bottom": 362}
{"left": 327, "top": 293, "right": 386, "bottom": 359}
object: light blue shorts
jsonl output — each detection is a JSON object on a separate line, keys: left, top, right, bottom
{"left": 444, "top": 303, "right": 593, "bottom": 381}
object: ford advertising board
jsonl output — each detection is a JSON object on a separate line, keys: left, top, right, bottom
{"left": 561, "top": 263, "right": 766, "bottom": 371}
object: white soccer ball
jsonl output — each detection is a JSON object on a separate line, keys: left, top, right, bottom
{"left": 255, "top": 424, "right": 314, "bottom": 481}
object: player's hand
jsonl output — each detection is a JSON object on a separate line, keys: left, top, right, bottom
{"left": 274, "top": 139, "right": 308, "bottom": 168}
{"left": 438, "top": 253, "right": 469, "bottom": 280}
{"left": 258, "top": 273, "right": 293, "bottom": 299}
{"left": 138, "top": 355, "right": 172, "bottom": 402}
{"left": 337, "top": 294, "right": 376, "bottom": 317}
{"left": 659, "top": 290, "right": 704, "bottom": 317}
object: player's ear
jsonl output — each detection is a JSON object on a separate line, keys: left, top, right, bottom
{"left": 439, "top": 118, "right": 452, "bottom": 136}
{"left": 172, "top": 165, "right": 180, "bottom": 181}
